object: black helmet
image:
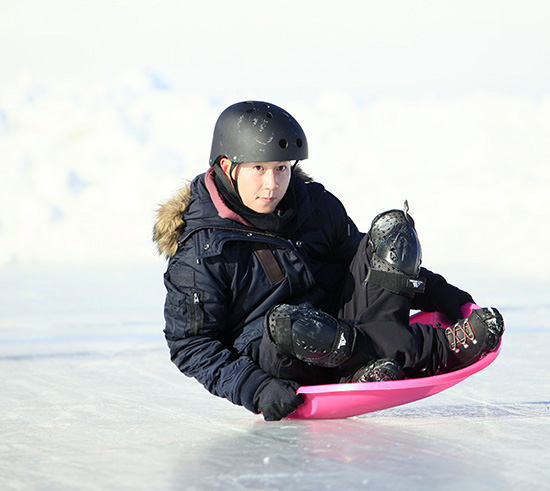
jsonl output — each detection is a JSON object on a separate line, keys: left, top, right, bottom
{"left": 209, "top": 101, "right": 308, "bottom": 165}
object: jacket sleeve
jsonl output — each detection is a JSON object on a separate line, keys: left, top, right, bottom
{"left": 410, "top": 267, "right": 441, "bottom": 312}
{"left": 162, "top": 251, "right": 270, "bottom": 413}
{"left": 411, "top": 267, "right": 474, "bottom": 319}
{"left": 321, "top": 190, "right": 365, "bottom": 264}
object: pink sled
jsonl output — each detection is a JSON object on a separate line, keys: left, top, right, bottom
{"left": 287, "top": 303, "right": 502, "bottom": 419}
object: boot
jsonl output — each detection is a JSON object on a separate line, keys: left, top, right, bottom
{"left": 342, "top": 359, "right": 405, "bottom": 383}
{"left": 443, "top": 307, "right": 504, "bottom": 372}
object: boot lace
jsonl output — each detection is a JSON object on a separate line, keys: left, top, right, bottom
{"left": 445, "top": 319, "right": 476, "bottom": 351}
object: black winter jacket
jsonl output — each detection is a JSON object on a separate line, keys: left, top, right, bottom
{"left": 153, "top": 168, "right": 364, "bottom": 412}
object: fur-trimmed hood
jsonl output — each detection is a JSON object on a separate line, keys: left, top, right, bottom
{"left": 153, "top": 166, "right": 314, "bottom": 260}
{"left": 153, "top": 184, "right": 193, "bottom": 260}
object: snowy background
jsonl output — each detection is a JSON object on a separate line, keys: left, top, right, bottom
{"left": 2, "top": 2, "right": 550, "bottom": 489}
{"left": 1, "top": 0, "right": 549, "bottom": 284}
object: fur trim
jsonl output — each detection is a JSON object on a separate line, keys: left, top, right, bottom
{"left": 152, "top": 165, "right": 314, "bottom": 260}
{"left": 153, "top": 185, "right": 192, "bottom": 260}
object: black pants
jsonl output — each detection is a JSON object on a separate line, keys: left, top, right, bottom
{"left": 258, "top": 235, "right": 447, "bottom": 385}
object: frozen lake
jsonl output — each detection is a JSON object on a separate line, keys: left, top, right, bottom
{"left": 1, "top": 265, "right": 549, "bottom": 490}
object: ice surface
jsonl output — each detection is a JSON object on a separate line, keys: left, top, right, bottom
{"left": 1, "top": 265, "right": 549, "bottom": 490}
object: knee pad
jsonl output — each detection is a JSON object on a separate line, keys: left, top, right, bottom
{"left": 366, "top": 201, "right": 426, "bottom": 297}
{"left": 265, "top": 303, "right": 356, "bottom": 368}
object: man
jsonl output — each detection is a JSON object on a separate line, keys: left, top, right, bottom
{"left": 153, "top": 100, "right": 504, "bottom": 421}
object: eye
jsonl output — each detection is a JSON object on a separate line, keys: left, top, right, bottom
{"left": 277, "top": 165, "right": 287, "bottom": 172}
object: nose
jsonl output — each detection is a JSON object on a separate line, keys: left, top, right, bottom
{"left": 263, "top": 170, "right": 278, "bottom": 190}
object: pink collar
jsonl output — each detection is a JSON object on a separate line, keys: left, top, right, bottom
{"left": 204, "top": 167, "right": 254, "bottom": 227}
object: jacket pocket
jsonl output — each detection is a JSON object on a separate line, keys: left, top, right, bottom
{"left": 165, "top": 288, "right": 205, "bottom": 337}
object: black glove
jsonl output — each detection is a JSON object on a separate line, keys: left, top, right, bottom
{"left": 429, "top": 280, "right": 474, "bottom": 323}
{"left": 253, "top": 378, "right": 303, "bottom": 421}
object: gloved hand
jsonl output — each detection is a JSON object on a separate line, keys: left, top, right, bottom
{"left": 253, "top": 378, "right": 303, "bottom": 421}
{"left": 429, "top": 281, "right": 474, "bottom": 323}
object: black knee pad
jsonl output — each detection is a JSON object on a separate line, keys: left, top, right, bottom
{"left": 265, "top": 303, "right": 356, "bottom": 368}
{"left": 366, "top": 201, "right": 426, "bottom": 297}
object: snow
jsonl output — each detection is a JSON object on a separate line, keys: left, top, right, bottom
{"left": 1, "top": 1, "right": 550, "bottom": 489}
{"left": 1, "top": 2, "right": 549, "bottom": 280}
{"left": 2, "top": 76, "right": 549, "bottom": 279}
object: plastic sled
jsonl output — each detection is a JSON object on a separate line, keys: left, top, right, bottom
{"left": 287, "top": 303, "right": 502, "bottom": 419}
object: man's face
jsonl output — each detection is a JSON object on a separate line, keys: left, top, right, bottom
{"left": 223, "top": 159, "right": 292, "bottom": 214}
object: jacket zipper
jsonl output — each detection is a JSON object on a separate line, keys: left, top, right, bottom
{"left": 190, "top": 291, "right": 203, "bottom": 335}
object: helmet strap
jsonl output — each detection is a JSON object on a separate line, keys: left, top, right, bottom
{"left": 229, "top": 161, "right": 240, "bottom": 193}
{"left": 213, "top": 159, "right": 243, "bottom": 204}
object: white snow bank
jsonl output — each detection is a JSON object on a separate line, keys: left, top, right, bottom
{"left": 1, "top": 73, "right": 548, "bottom": 280}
